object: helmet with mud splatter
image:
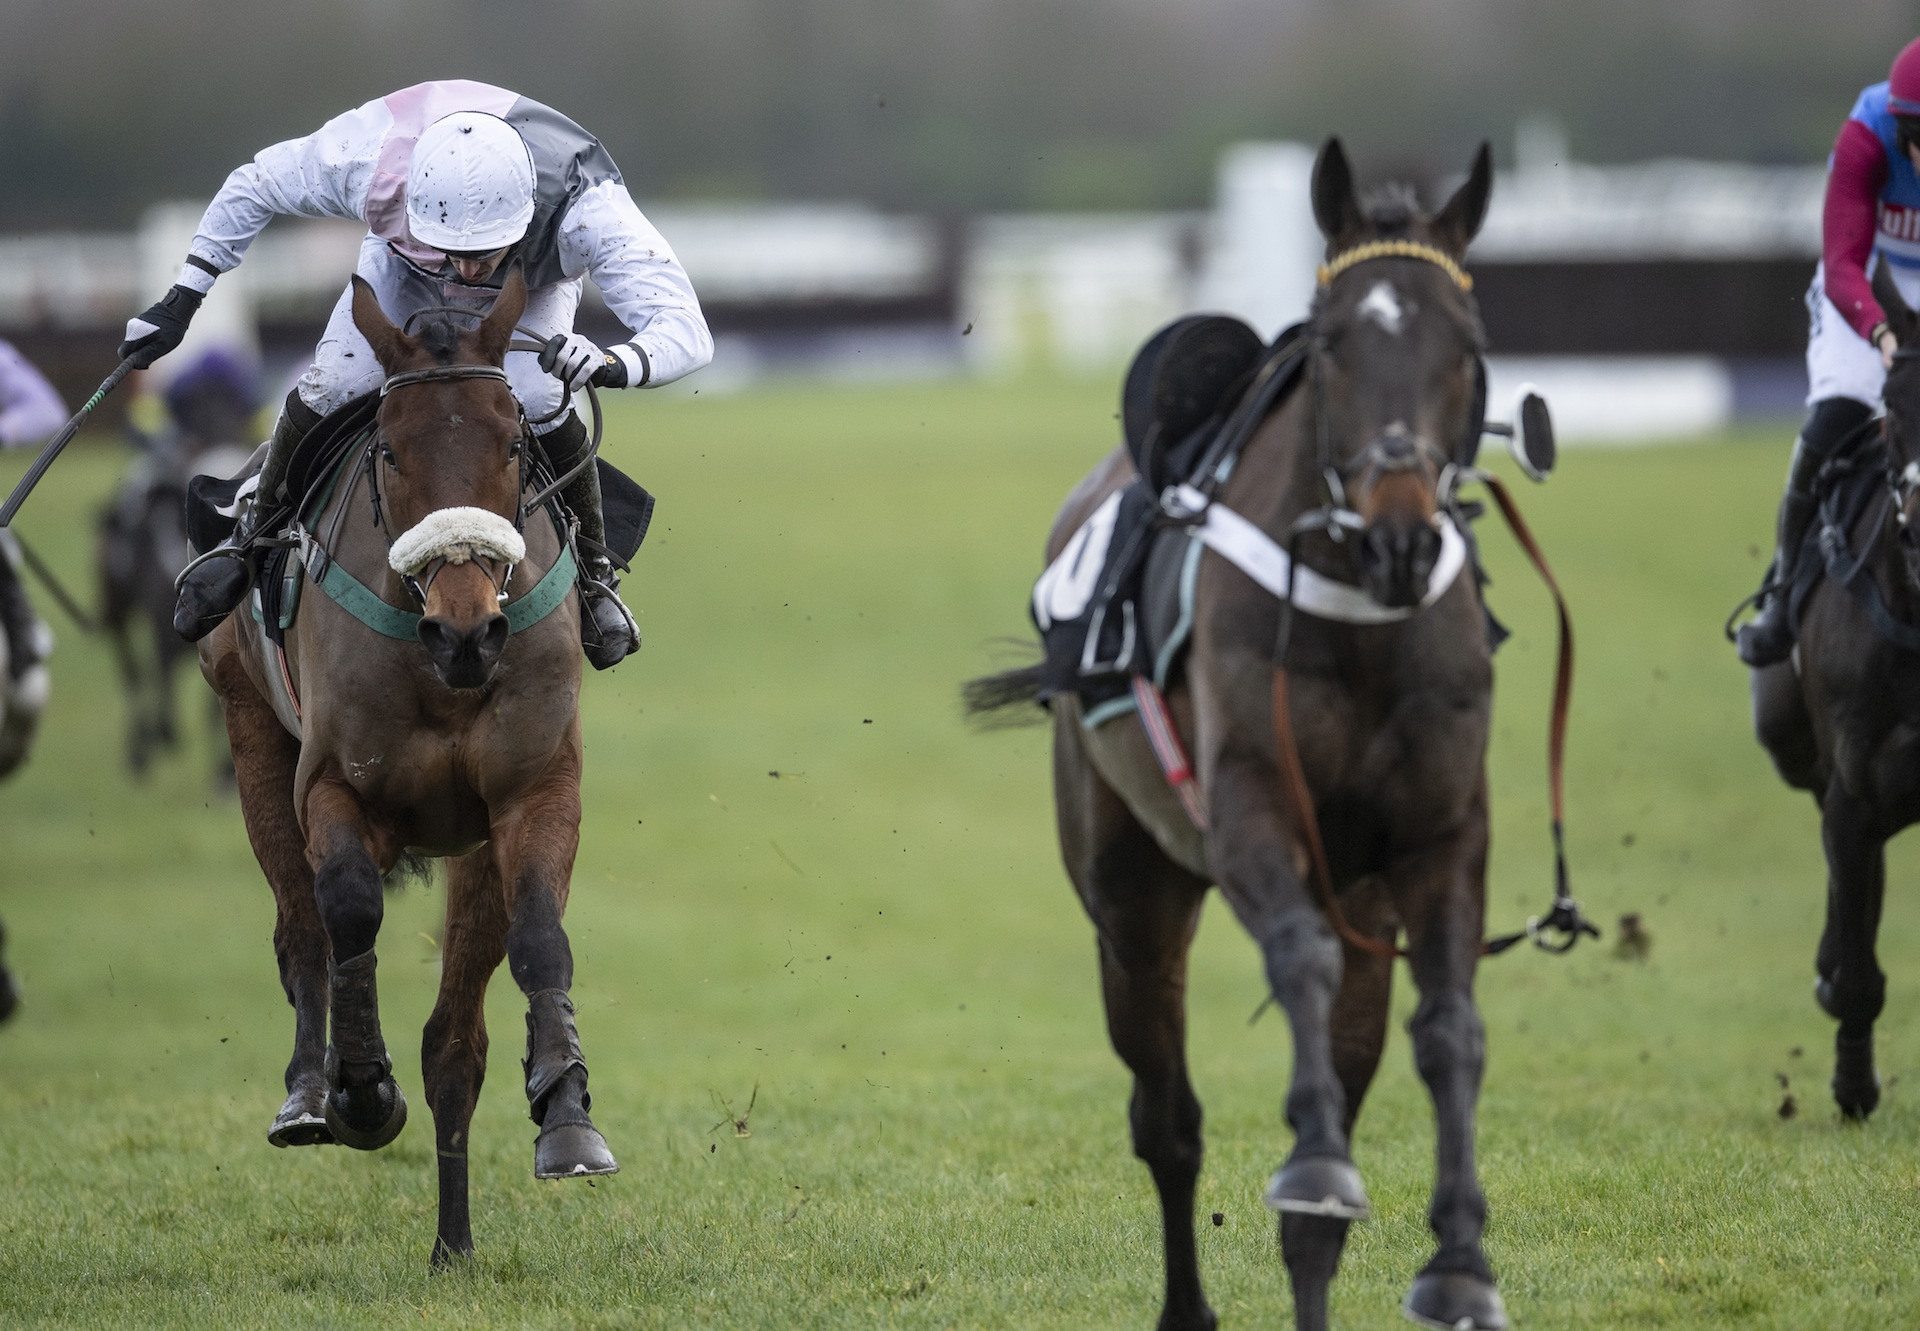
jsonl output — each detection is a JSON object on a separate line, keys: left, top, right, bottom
{"left": 406, "top": 112, "right": 536, "bottom": 253}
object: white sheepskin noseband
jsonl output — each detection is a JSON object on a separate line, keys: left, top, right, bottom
{"left": 388, "top": 506, "right": 526, "bottom": 577}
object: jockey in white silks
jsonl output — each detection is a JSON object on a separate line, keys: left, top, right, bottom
{"left": 123, "top": 80, "right": 714, "bottom": 668}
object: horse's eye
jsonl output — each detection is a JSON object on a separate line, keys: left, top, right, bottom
{"left": 380, "top": 444, "right": 398, "bottom": 467}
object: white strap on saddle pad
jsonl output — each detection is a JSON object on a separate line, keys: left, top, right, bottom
{"left": 1168, "top": 484, "right": 1465, "bottom": 624}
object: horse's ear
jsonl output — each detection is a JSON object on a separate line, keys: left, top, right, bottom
{"left": 473, "top": 265, "right": 528, "bottom": 366}
{"left": 1873, "top": 257, "right": 1916, "bottom": 345}
{"left": 349, "top": 275, "right": 409, "bottom": 371}
{"left": 1431, "top": 141, "right": 1494, "bottom": 255}
{"left": 1311, "top": 137, "right": 1364, "bottom": 249}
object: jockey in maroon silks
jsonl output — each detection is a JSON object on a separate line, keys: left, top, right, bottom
{"left": 1739, "top": 37, "right": 1920, "bottom": 665}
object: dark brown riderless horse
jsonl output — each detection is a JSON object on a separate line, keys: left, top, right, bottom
{"left": 1751, "top": 260, "right": 1920, "bottom": 1122}
{"left": 200, "top": 268, "right": 616, "bottom": 1264}
{"left": 969, "top": 142, "right": 1576, "bottom": 1331}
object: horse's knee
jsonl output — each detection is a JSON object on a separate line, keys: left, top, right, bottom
{"left": 1261, "top": 912, "right": 1342, "bottom": 1004}
{"left": 1129, "top": 1080, "right": 1203, "bottom": 1174}
{"left": 315, "top": 849, "right": 383, "bottom": 960}
{"left": 1408, "top": 991, "right": 1485, "bottom": 1085}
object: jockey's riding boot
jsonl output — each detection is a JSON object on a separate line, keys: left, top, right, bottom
{"left": 540, "top": 412, "right": 639, "bottom": 670}
{"left": 0, "top": 537, "right": 50, "bottom": 678}
{"left": 1737, "top": 396, "right": 1876, "bottom": 667}
{"left": 172, "top": 392, "right": 318, "bottom": 642}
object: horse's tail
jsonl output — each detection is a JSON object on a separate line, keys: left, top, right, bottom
{"left": 383, "top": 851, "right": 434, "bottom": 893}
{"left": 962, "top": 661, "right": 1049, "bottom": 728}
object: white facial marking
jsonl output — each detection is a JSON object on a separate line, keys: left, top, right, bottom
{"left": 1358, "top": 281, "right": 1405, "bottom": 335}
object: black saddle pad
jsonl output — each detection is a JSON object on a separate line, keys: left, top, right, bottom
{"left": 596, "top": 457, "right": 654, "bottom": 563}
{"left": 1122, "top": 314, "right": 1265, "bottom": 493}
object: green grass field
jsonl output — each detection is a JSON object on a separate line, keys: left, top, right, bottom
{"left": 2, "top": 376, "right": 1917, "bottom": 1330}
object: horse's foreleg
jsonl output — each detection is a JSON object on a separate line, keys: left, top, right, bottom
{"left": 423, "top": 850, "right": 508, "bottom": 1266}
{"left": 1817, "top": 789, "right": 1887, "bottom": 1119}
{"left": 1208, "top": 763, "right": 1366, "bottom": 1331}
{"left": 305, "top": 776, "right": 407, "bottom": 1150}
{"left": 1274, "top": 880, "right": 1400, "bottom": 1329}
{"left": 1394, "top": 822, "right": 1506, "bottom": 1331}
{"left": 215, "top": 660, "right": 330, "bottom": 1145}
{"left": 494, "top": 744, "right": 615, "bottom": 1179}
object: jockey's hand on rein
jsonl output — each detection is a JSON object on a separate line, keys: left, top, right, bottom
{"left": 539, "top": 332, "right": 625, "bottom": 392}
{"left": 118, "top": 285, "right": 204, "bottom": 369}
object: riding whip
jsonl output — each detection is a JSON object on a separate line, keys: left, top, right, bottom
{"left": 0, "top": 356, "right": 140, "bottom": 528}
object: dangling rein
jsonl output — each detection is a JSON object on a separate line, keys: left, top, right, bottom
{"left": 1271, "top": 470, "right": 1593, "bottom": 962}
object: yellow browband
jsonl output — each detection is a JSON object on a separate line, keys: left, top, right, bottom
{"left": 1316, "top": 240, "right": 1473, "bottom": 293}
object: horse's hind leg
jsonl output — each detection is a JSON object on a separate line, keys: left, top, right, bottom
{"left": 1816, "top": 788, "right": 1887, "bottom": 1119}
{"left": 423, "top": 850, "right": 509, "bottom": 1266}
{"left": 493, "top": 733, "right": 616, "bottom": 1179}
{"left": 1058, "top": 724, "right": 1215, "bottom": 1331}
{"left": 305, "top": 776, "right": 408, "bottom": 1150}
{"left": 214, "top": 656, "right": 332, "bottom": 1145}
{"left": 1280, "top": 880, "right": 1398, "bottom": 1331}
{"left": 1393, "top": 821, "right": 1506, "bottom": 1331}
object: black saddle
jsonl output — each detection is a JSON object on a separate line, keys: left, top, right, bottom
{"left": 1122, "top": 314, "right": 1266, "bottom": 492}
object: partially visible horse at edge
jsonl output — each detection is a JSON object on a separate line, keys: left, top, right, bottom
{"left": 1752, "top": 259, "right": 1920, "bottom": 1122}
{"left": 968, "top": 141, "right": 1526, "bottom": 1331}
{"left": 0, "top": 528, "right": 54, "bottom": 1023}
{"left": 100, "top": 350, "right": 256, "bottom": 781}
{"left": 199, "top": 267, "right": 617, "bottom": 1263}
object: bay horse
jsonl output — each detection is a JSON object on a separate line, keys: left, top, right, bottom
{"left": 1752, "top": 259, "right": 1920, "bottom": 1121}
{"left": 199, "top": 267, "right": 616, "bottom": 1264}
{"left": 970, "top": 141, "right": 1519, "bottom": 1330}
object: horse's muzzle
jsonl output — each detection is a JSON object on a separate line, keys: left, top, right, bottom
{"left": 418, "top": 613, "right": 509, "bottom": 690}
{"left": 1358, "top": 517, "right": 1442, "bottom": 609}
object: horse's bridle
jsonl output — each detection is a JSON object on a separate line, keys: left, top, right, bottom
{"left": 370, "top": 361, "right": 528, "bottom": 607}
{"left": 1303, "top": 238, "right": 1485, "bottom": 536}
{"left": 1266, "top": 239, "right": 1596, "bottom": 960}
{"left": 342, "top": 307, "right": 609, "bottom": 611}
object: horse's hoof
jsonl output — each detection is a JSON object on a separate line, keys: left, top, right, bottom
{"left": 1814, "top": 976, "right": 1839, "bottom": 1019}
{"left": 323, "top": 1077, "right": 408, "bottom": 1151}
{"left": 1834, "top": 1074, "right": 1881, "bottom": 1121}
{"left": 1404, "top": 1271, "right": 1508, "bottom": 1330}
{"left": 534, "top": 1120, "right": 619, "bottom": 1179}
{"left": 268, "top": 1083, "right": 335, "bottom": 1147}
{"left": 1156, "top": 1304, "right": 1218, "bottom": 1331}
{"left": 1264, "top": 1156, "right": 1370, "bottom": 1220}
{"left": 429, "top": 1237, "right": 474, "bottom": 1270}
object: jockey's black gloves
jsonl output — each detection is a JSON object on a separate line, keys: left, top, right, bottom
{"left": 589, "top": 354, "right": 627, "bottom": 389}
{"left": 119, "top": 285, "right": 204, "bottom": 369}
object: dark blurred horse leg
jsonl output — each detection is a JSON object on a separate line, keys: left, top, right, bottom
{"left": 213, "top": 652, "right": 332, "bottom": 1146}
{"left": 423, "top": 849, "right": 508, "bottom": 1266}
{"left": 0, "top": 917, "right": 19, "bottom": 1024}
{"left": 495, "top": 741, "right": 615, "bottom": 1179}
{"left": 1059, "top": 718, "right": 1217, "bottom": 1331}
{"left": 1280, "top": 880, "right": 1398, "bottom": 1330}
{"left": 306, "top": 777, "right": 407, "bottom": 1150}
{"left": 1396, "top": 824, "right": 1506, "bottom": 1331}
{"left": 1817, "top": 789, "right": 1887, "bottom": 1119}
{"left": 104, "top": 614, "right": 152, "bottom": 778}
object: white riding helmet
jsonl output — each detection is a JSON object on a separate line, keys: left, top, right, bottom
{"left": 406, "top": 112, "right": 537, "bottom": 253}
